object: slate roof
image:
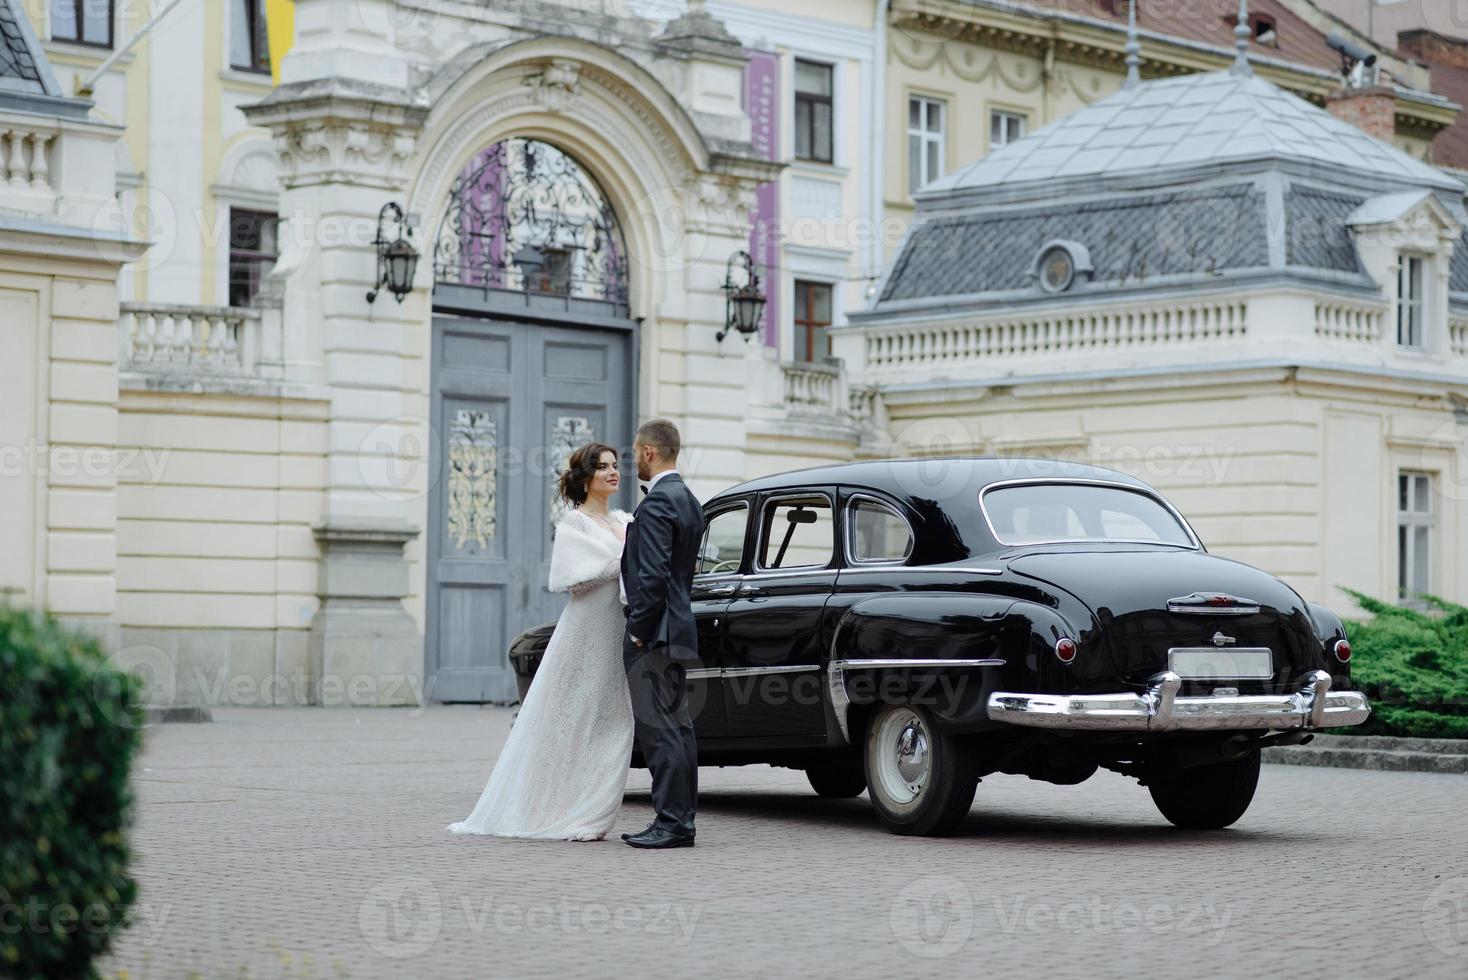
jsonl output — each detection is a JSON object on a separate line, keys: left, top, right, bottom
{"left": 881, "top": 184, "right": 1270, "bottom": 303}
{"left": 924, "top": 70, "right": 1461, "bottom": 197}
{"left": 1283, "top": 187, "right": 1364, "bottom": 274}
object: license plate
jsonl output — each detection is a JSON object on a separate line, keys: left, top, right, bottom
{"left": 1167, "top": 647, "right": 1273, "bottom": 680}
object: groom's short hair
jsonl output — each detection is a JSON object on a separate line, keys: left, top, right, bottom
{"left": 635, "top": 418, "right": 681, "bottom": 461}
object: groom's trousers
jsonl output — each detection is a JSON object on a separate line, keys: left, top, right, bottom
{"left": 623, "top": 642, "right": 698, "bottom": 836}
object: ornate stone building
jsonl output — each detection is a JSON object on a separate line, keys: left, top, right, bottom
{"left": 7, "top": 0, "right": 1468, "bottom": 712}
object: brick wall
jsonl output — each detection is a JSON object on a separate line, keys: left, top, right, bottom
{"left": 1326, "top": 86, "right": 1396, "bottom": 142}
{"left": 1399, "top": 30, "right": 1468, "bottom": 70}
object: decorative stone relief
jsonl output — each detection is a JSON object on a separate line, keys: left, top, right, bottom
{"left": 525, "top": 58, "right": 583, "bottom": 113}
{"left": 447, "top": 409, "right": 498, "bottom": 550}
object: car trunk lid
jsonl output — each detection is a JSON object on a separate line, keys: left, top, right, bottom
{"left": 1008, "top": 548, "right": 1321, "bottom": 690}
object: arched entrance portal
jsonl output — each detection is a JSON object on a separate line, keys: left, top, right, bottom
{"left": 426, "top": 138, "right": 637, "bottom": 702}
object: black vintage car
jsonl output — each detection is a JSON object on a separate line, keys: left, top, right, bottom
{"left": 510, "top": 457, "right": 1370, "bottom": 836}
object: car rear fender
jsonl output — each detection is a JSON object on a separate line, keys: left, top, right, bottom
{"left": 827, "top": 594, "right": 1079, "bottom": 737}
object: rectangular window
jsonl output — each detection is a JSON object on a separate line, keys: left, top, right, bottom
{"left": 990, "top": 110, "right": 1026, "bottom": 148}
{"left": 794, "top": 60, "right": 833, "bottom": 164}
{"left": 231, "top": 0, "right": 272, "bottom": 74}
{"left": 50, "top": 0, "right": 112, "bottom": 48}
{"left": 907, "top": 96, "right": 945, "bottom": 193}
{"left": 793, "top": 280, "right": 833, "bottom": 363}
{"left": 757, "top": 495, "right": 834, "bottom": 571}
{"left": 1397, "top": 471, "right": 1433, "bottom": 604}
{"left": 1398, "top": 254, "right": 1426, "bottom": 349}
{"left": 228, "top": 209, "right": 279, "bottom": 307}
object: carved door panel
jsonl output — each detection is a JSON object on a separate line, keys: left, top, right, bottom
{"left": 427, "top": 315, "right": 632, "bottom": 702}
{"left": 428, "top": 317, "right": 522, "bottom": 702}
{"left": 526, "top": 323, "right": 633, "bottom": 632}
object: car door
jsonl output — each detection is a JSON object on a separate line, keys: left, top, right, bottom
{"left": 719, "top": 490, "right": 837, "bottom": 738}
{"left": 685, "top": 499, "right": 750, "bottom": 740}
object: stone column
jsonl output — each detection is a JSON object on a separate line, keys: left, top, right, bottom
{"left": 307, "top": 523, "right": 421, "bottom": 706}
{"left": 243, "top": 0, "right": 429, "bottom": 706}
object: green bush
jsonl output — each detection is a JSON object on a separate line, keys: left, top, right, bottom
{"left": 1, "top": 608, "right": 143, "bottom": 978}
{"left": 1337, "top": 589, "right": 1468, "bottom": 739}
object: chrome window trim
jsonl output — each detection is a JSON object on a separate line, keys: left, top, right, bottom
{"left": 977, "top": 478, "right": 1202, "bottom": 551}
{"left": 843, "top": 492, "right": 915, "bottom": 566}
{"left": 836, "top": 565, "right": 1004, "bottom": 576}
{"left": 753, "top": 489, "right": 837, "bottom": 575}
{"left": 698, "top": 500, "right": 752, "bottom": 577}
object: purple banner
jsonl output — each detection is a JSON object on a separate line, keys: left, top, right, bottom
{"left": 744, "top": 49, "right": 780, "bottom": 347}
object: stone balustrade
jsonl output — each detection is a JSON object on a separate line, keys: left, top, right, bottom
{"left": 863, "top": 299, "right": 1249, "bottom": 371}
{"left": 782, "top": 360, "right": 844, "bottom": 414}
{"left": 1451, "top": 314, "right": 1468, "bottom": 358}
{"left": 1315, "top": 301, "right": 1386, "bottom": 344}
{"left": 120, "top": 303, "right": 263, "bottom": 374}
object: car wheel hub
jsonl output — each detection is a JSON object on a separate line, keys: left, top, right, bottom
{"left": 875, "top": 709, "right": 930, "bottom": 805}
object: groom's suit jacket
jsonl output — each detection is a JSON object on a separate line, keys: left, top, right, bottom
{"left": 621, "top": 472, "right": 703, "bottom": 661}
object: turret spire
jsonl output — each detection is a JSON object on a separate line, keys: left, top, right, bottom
{"left": 1123, "top": 0, "right": 1142, "bottom": 89}
{"left": 1232, "top": 0, "right": 1253, "bottom": 77}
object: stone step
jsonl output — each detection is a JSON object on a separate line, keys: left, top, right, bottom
{"left": 1264, "top": 743, "right": 1468, "bottom": 775}
{"left": 1307, "top": 733, "right": 1468, "bottom": 755}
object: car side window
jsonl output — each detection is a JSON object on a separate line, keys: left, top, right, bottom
{"left": 849, "top": 498, "right": 913, "bottom": 563}
{"left": 699, "top": 505, "right": 748, "bottom": 576}
{"left": 757, "top": 495, "right": 834, "bottom": 570}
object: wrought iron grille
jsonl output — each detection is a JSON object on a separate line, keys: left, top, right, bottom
{"left": 433, "top": 138, "right": 629, "bottom": 307}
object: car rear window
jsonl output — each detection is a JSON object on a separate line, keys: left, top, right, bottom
{"left": 981, "top": 483, "right": 1194, "bottom": 547}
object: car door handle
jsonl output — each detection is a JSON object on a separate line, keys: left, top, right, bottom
{"left": 738, "top": 583, "right": 760, "bottom": 595}
{"left": 700, "top": 585, "right": 737, "bottom": 597}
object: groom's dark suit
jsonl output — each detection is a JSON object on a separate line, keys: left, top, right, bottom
{"left": 621, "top": 470, "right": 703, "bottom": 837}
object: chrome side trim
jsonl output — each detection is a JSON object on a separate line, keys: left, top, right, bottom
{"left": 720, "top": 664, "right": 820, "bottom": 678}
{"left": 826, "top": 657, "right": 1007, "bottom": 744}
{"left": 830, "top": 658, "right": 1007, "bottom": 671}
{"left": 986, "top": 669, "right": 1371, "bottom": 732}
{"left": 683, "top": 668, "right": 721, "bottom": 680}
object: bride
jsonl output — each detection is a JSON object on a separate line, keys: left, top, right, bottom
{"left": 448, "top": 442, "right": 634, "bottom": 841}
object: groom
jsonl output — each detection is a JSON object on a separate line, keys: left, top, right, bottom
{"left": 620, "top": 418, "right": 703, "bottom": 850}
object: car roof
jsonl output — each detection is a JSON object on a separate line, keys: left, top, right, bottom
{"left": 710, "top": 457, "right": 1153, "bottom": 505}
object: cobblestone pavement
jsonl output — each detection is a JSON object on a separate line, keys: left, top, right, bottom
{"left": 100, "top": 707, "right": 1468, "bottom": 979}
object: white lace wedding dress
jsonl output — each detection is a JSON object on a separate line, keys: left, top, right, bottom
{"left": 448, "top": 507, "right": 635, "bottom": 841}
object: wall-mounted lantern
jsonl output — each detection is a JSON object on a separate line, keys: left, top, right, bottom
{"left": 366, "top": 203, "right": 420, "bottom": 304}
{"left": 717, "top": 250, "right": 767, "bottom": 343}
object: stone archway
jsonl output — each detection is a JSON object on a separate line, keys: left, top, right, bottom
{"left": 423, "top": 135, "right": 638, "bottom": 702}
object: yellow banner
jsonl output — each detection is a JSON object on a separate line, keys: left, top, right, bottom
{"left": 265, "top": 0, "right": 295, "bottom": 85}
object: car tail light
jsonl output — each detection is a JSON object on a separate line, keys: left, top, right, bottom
{"left": 1333, "top": 639, "right": 1352, "bottom": 664}
{"left": 1055, "top": 637, "right": 1077, "bottom": 663}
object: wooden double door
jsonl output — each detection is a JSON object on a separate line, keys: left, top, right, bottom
{"left": 426, "top": 312, "right": 634, "bottom": 702}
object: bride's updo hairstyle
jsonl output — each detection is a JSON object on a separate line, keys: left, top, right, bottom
{"left": 556, "top": 441, "right": 619, "bottom": 507}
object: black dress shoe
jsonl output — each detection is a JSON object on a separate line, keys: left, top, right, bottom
{"left": 624, "top": 826, "right": 695, "bottom": 849}
{"left": 620, "top": 823, "right": 655, "bottom": 841}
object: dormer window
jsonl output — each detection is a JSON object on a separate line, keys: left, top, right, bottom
{"left": 1032, "top": 240, "right": 1094, "bottom": 294}
{"left": 1398, "top": 253, "right": 1427, "bottom": 349}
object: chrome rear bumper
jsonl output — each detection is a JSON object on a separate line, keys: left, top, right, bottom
{"left": 986, "top": 670, "right": 1371, "bottom": 732}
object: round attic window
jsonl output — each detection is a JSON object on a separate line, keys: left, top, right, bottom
{"left": 1039, "top": 245, "right": 1076, "bottom": 293}
{"left": 1031, "top": 239, "right": 1093, "bottom": 294}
